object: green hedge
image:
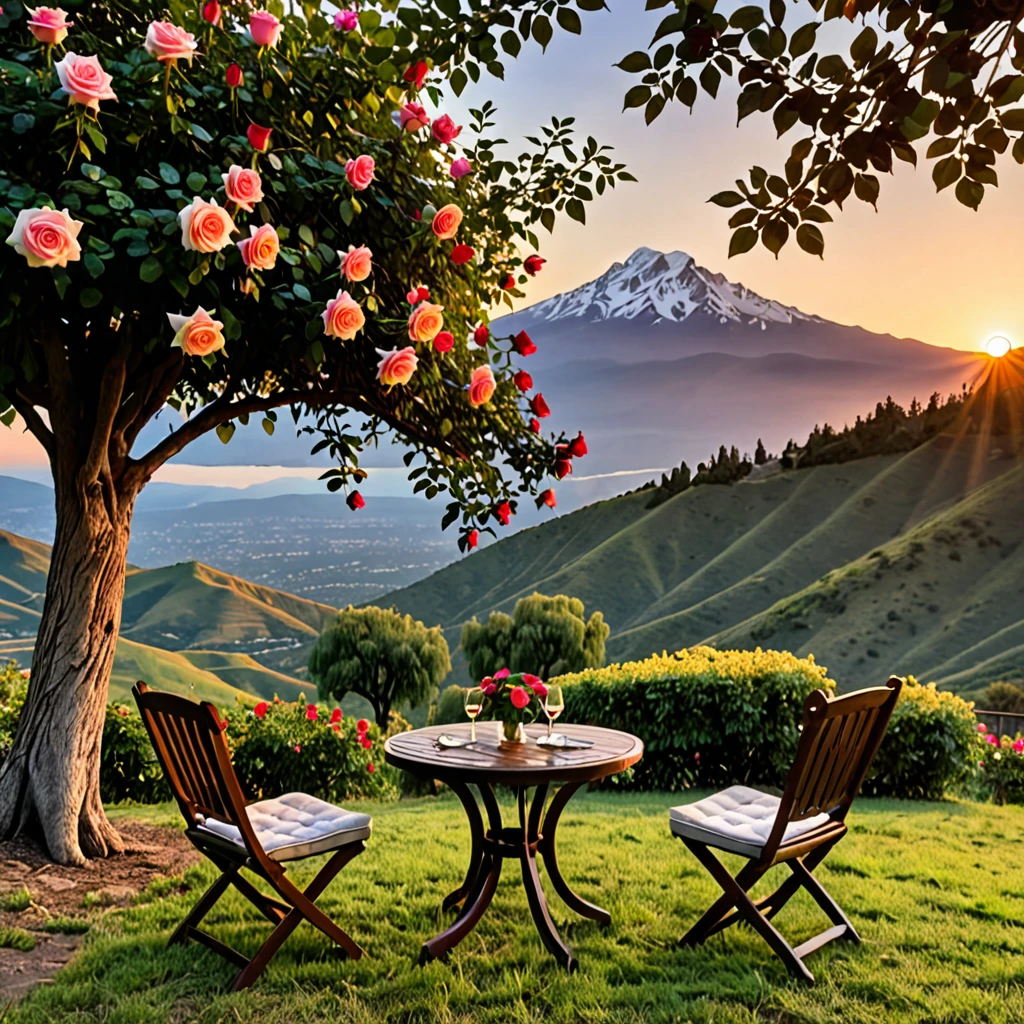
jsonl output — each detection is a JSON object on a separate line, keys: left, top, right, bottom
{"left": 557, "top": 649, "right": 980, "bottom": 799}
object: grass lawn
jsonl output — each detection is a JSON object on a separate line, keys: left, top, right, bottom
{"left": 11, "top": 792, "right": 1024, "bottom": 1023}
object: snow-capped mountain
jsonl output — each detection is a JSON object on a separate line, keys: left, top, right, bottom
{"left": 525, "top": 247, "right": 823, "bottom": 328}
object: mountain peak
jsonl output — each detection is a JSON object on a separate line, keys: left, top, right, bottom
{"left": 523, "top": 246, "right": 819, "bottom": 329}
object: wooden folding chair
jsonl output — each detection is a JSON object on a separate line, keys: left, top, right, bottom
{"left": 670, "top": 676, "right": 903, "bottom": 983}
{"left": 133, "top": 682, "right": 370, "bottom": 989}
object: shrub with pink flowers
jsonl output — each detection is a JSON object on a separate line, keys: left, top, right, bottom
{"left": 974, "top": 724, "right": 1024, "bottom": 805}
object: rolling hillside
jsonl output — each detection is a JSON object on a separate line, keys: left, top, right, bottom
{"left": 383, "top": 434, "right": 1023, "bottom": 698}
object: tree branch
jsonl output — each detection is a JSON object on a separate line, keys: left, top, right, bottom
{"left": 8, "top": 391, "right": 55, "bottom": 461}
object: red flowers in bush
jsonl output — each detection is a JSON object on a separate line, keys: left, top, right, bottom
{"left": 496, "top": 502, "right": 512, "bottom": 526}
{"left": 473, "top": 324, "right": 489, "bottom": 347}
{"left": 254, "top": 701, "right": 268, "bottom": 718}
{"left": 554, "top": 459, "right": 572, "bottom": 479}
{"left": 225, "top": 63, "right": 243, "bottom": 88}
{"left": 569, "top": 431, "right": 588, "bottom": 457}
{"left": 347, "top": 490, "right": 365, "bottom": 511}
{"left": 529, "top": 417, "right": 541, "bottom": 434}
{"left": 202, "top": 2, "right": 221, "bottom": 25}
{"left": 247, "top": 122, "right": 272, "bottom": 152}
{"left": 306, "top": 704, "right": 318, "bottom": 721}
{"left": 404, "top": 60, "right": 429, "bottom": 89}
{"left": 467, "top": 529, "right": 479, "bottom": 550}
{"left": 330, "top": 707, "right": 343, "bottom": 724}
{"left": 513, "top": 370, "right": 533, "bottom": 392}
{"left": 501, "top": 273, "right": 516, "bottom": 290}
{"left": 433, "top": 330, "right": 454, "bottom": 353}
{"left": 512, "top": 330, "right": 537, "bottom": 356}
{"left": 540, "top": 488, "right": 557, "bottom": 508}
{"left": 451, "top": 243, "right": 475, "bottom": 265}
{"left": 523, "top": 254, "right": 546, "bottom": 276}
{"left": 530, "top": 393, "right": 550, "bottom": 418}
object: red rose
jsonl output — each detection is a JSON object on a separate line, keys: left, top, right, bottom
{"left": 306, "top": 704, "right": 318, "bottom": 721}
{"left": 512, "top": 330, "right": 537, "bottom": 356}
{"left": 554, "top": 459, "right": 572, "bottom": 480}
{"left": 367, "top": 762, "right": 376, "bottom": 773}
{"left": 467, "top": 529, "right": 479, "bottom": 549}
{"left": 569, "top": 431, "right": 588, "bottom": 457}
{"left": 530, "top": 393, "right": 551, "bottom": 418}
{"left": 357, "top": 718, "right": 369, "bottom": 733}
{"left": 509, "top": 686, "right": 530, "bottom": 710}
{"left": 432, "top": 114, "right": 462, "bottom": 145}
{"left": 226, "top": 63, "right": 243, "bottom": 88}
{"left": 347, "top": 490, "right": 365, "bottom": 510}
{"left": 540, "top": 488, "right": 557, "bottom": 508}
{"left": 330, "top": 707, "right": 342, "bottom": 723}
{"left": 403, "top": 60, "right": 429, "bottom": 89}
{"left": 496, "top": 502, "right": 512, "bottom": 526}
{"left": 254, "top": 701, "right": 268, "bottom": 719}
{"left": 203, "top": 1, "right": 221, "bottom": 25}
{"left": 513, "top": 370, "right": 532, "bottom": 392}
{"left": 433, "top": 330, "right": 455, "bottom": 353}
{"left": 417, "top": 285, "right": 430, "bottom": 301}
{"left": 247, "top": 122, "right": 272, "bottom": 152}
{"left": 501, "top": 274, "right": 516, "bottom": 290}
{"left": 451, "top": 243, "right": 475, "bottom": 265}
{"left": 473, "top": 324, "right": 489, "bottom": 347}
{"left": 361, "top": 736, "right": 373, "bottom": 750}
{"left": 529, "top": 418, "right": 541, "bottom": 434}
{"left": 332, "top": 723, "right": 341, "bottom": 733}
{"left": 556, "top": 444, "right": 571, "bottom": 459}
{"left": 523, "top": 254, "right": 546, "bottom": 276}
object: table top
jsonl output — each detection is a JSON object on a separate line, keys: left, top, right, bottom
{"left": 384, "top": 722, "right": 643, "bottom": 786}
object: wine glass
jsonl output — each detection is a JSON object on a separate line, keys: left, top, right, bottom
{"left": 464, "top": 686, "right": 484, "bottom": 743}
{"left": 543, "top": 684, "right": 564, "bottom": 741}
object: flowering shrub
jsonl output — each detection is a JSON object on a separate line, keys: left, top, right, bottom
{"left": 227, "top": 697, "right": 402, "bottom": 803}
{"left": 0, "top": 662, "right": 28, "bottom": 766}
{"left": 557, "top": 647, "right": 835, "bottom": 791}
{"left": 974, "top": 724, "right": 1024, "bottom": 806}
{"left": 101, "top": 701, "right": 171, "bottom": 805}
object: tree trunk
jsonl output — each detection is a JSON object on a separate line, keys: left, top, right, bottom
{"left": 0, "top": 473, "right": 136, "bottom": 865}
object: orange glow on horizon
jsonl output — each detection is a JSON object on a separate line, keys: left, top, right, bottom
{"left": 985, "top": 335, "right": 1012, "bottom": 358}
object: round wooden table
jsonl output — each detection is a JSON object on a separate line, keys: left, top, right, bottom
{"left": 384, "top": 721, "right": 643, "bottom": 972}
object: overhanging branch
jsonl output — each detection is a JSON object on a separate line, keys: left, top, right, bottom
{"left": 8, "top": 391, "right": 54, "bottom": 461}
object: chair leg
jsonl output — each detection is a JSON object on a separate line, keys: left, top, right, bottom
{"left": 680, "top": 858, "right": 766, "bottom": 947}
{"left": 788, "top": 857, "right": 860, "bottom": 943}
{"left": 169, "top": 871, "right": 234, "bottom": 947}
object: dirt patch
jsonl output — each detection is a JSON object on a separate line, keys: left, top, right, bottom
{"left": 0, "top": 820, "right": 198, "bottom": 1006}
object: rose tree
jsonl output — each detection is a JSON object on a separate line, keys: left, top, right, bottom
{"left": 0, "top": 0, "right": 629, "bottom": 864}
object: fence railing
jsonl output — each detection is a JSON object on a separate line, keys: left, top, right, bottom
{"left": 974, "top": 709, "right": 1024, "bottom": 738}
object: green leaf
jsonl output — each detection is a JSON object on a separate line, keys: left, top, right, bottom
{"left": 158, "top": 162, "right": 181, "bottom": 185}
{"left": 299, "top": 224, "right": 315, "bottom": 246}
{"left": 709, "top": 191, "right": 745, "bottom": 208}
{"left": 932, "top": 155, "right": 962, "bottom": 191}
{"left": 761, "top": 219, "right": 789, "bottom": 257}
{"left": 850, "top": 26, "right": 877, "bottom": 63}
{"left": 135, "top": 176, "right": 161, "bottom": 190}
{"left": 728, "top": 226, "right": 758, "bottom": 257}
{"left": 954, "top": 177, "right": 984, "bottom": 210}
{"left": 566, "top": 198, "right": 586, "bottom": 224}
{"left": 186, "top": 171, "right": 207, "bottom": 192}
{"left": 501, "top": 30, "right": 521, "bottom": 57}
{"left": 795, "top": 223, "right": 824, "bottom": 258}
{"left": 995, "top": 76, "right": 1024, "bottom": 107}
{"left": 532, "top": 15, "right": 552, "bottom": 50}
{"left": 293, "top": 283, "right": 312, "bottom": 302}
{"left": 556, "top": 8, "right": 582, "bottom": 34}
{"left": 700, "top": 64, "right": 721, "bottom": 99}
{"left": 623, "top": 85, "right": 651, "bottom": 109}
{"left": 107, "top": 191, "right": 133, "bottom": 211}
{"left": 729, "top": 5, "right": 764, "bottom": 30}
{"left": 262, "top": 417, "right": 275, "bottom": 436}
{"left": 139, "top": 256, "right": 163, "bottom": 283}
{"left": 616, "top": 51, "right": 651, "bottom": 73}
{"left": 79, "top": 288, "right": 103, "bottom": 308}
{"left": 83, "top": 253, "right": 105, "bottom": 279}
{"left": 789, "top": 23, "right": 816, "bottom": 58}
{"left": 216, "top": 422, "right": 235, "bottom": 445}
{"left": 645, "top": 94, "right": 665, "bottom": 124}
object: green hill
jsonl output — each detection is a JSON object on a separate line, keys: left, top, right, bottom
{"left": 382, "top": 435, "right": 1023, "bottom": 697}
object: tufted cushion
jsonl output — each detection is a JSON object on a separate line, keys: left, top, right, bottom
{"left": 199, "top": 792, "right": 372, "bottom": 862}
{"left": 669, "top": 785, "right": 833, "bottom": 858}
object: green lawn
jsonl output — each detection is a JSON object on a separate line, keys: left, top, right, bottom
{"left": 13, "top": 792, "right": 1024, "bottom": 1023}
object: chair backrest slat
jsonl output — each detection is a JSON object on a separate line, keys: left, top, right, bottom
{"left": 763, "top": 677, "right": 903, "bottom": 857}
{"left": 133, "top": 682, "right": 249, "bottom": 829}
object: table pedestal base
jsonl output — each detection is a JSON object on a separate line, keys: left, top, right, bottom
{"left": 421, "top": 781, "right": 610, "bottom": 972}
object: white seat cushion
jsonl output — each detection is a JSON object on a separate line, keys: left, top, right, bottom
{"left": 198, "top": 792, "right": 371, "bottom": 862}
{"left": 669, "top": 785, "right": 832, "bottom": 858}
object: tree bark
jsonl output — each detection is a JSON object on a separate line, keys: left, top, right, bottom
{"left": 0, "top": 471, "right": 136, "bottom": 865}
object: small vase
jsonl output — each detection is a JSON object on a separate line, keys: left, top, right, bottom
{"left": 498, "top": 720, "right": 526, "bottom": 745}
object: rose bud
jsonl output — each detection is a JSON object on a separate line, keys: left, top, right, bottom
{"left": 554, "top": 459, "right": 572, "bottom": 480}
{"left": 347, "top": 490, "right": 365, "bottom": 511}
{"left": 467, "top": 529, "right": 479, "bottom": 550}
{"left": 540, "top": 489, "right": 557, "bottom": 509}
{"left": 512, "top": 330, "right": 537, "bottom": 356}
{"left": 513, "top": 370, "right": 532, "bottom": 393}
{"left": 203, "top": 1, "right": 221, "bottom": 25}
{"left": 450, "top": 157, "right": 472, "bottom": 179}
{"left": 529, "top": 418, "right": 541, "bottom": 434}
{"left": 496, "top": 502, "right": 512, "bottom": 526}
{"left": 404, "top": 60, "right": 429, "bottom": 89}
{"left": 501, "top": 273, "right": 516, "bottom": 290}
{"left": 451, "top": 243, "right": 475, "bottom": 265}
{"left": 226, "top": 63, "right": 243, "bottom": 88}
{"left": 523, "top": 254, "right": 546, "bottom": 276}
{"left": 431, "top": 113, "right": 462, "bottom": 146}
{"left": 417, "top": 285, "right": 430, "bottom": 301}
{"left": 569, "top": 431, "right": 588, "bottom": 457}
{"left": 247, "top": 122, "right": 272, "bottom": 152}
{"left": 473, "top": 324, "right": 489, "bottom": 347}
{"left": 433, "top": 330, "right": 455, "bottom": 353}
{"left": 530, "top": 393, "right": 551, "bottom": 418}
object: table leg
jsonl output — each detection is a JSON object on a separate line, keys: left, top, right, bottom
{"left": 420, "top": 852, "right": 503, "bottom": 965}
{"left": 520, "top": 785, "right": 577, "bottom": 972}
{"left": 441, "top": 781, "right": 485, "bottom": 912}
{"left": 539, "top": 782, "right": 612, "bottom": 926}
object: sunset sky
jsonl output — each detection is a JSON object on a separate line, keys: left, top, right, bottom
{"left": 3, "top": 1, "right": 1020, "bottom": 480}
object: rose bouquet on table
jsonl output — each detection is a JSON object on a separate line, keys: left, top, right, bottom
{"left": 478, "top": 668, "right": 548, "bottom": 744}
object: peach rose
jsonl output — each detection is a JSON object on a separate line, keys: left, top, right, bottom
{"left": 167, "top": 306, "right": 225, "bottom": 357}
{"left": 408, "top": 301, "right": 444, "bottom": 343}
{"left": 250, "top": 10, "right": 282, "bottom": 47}
{"left": 178, "top": 196, "right": 236, "bottom": 253}
{"left": 54, "top": 52, "right": 117, "bottom": 111}
{"left": 144, "top": 21, "right": 197, "bottom": 63}
{"left": 237, "top": 223, "right": 279, "bottom": 271}
{"left": 345, "top": 154, "right": 375, "bottom": 191}
{"left": 27, "top": 7, "right": 73, "bottom": 45}
{"left": 6, "top": 206, "right": 82, "bottom": 268}
{"left": 322, "top": 290, "right": 365, "bottom": 340}
{"left": 431, "top": 203, "right": 463, "bottom": 240}
{"left": 376, "top": 346, "right": 418, "bottom": 388}
{"left": 398, "top": 101, "right": 430, "bottom": 132}
{"left": 222, "top": 165, "right": 264, "bottom": 212}
{"left": 340, "top": 244, "right": 373, "bottom": 283}
{"left": 468, "top": 365, "right": 496, "bottom": 407}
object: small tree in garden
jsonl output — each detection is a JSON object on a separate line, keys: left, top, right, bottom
{"left": 0, "top": 0, "right": 626, "bottom": 863}
{"left": 309, "top": 605, "right": 451, "bottom": 730}
{"left": 462, "top": 592, "right": 608, "bottom": 681}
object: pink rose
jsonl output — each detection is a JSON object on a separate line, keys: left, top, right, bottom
{"left": 433, "top": 331, "right": 454, "bottom": 353}
{"left": 54, "top": 52, "right": 117, "bottom": 111}
{"left": 432, "top": 114, "right": 462, "bottom": 145}
{"left": 399, "top": 101, "right": 430, "bottom": 132}
{"left": 376, "top": 346, "right": 419, "bottom": 388}
{"left": 340, "top": 244, "right": 373, "bottom": 282}
{"left": 468, "top": 365, "right": 496, "bottom": 408}
{"left": 322, "top": 289, "right": 366, "bottom": 340}
{"left": 202, "top": 2, "right": 221, "bottom": 25}
{"left": 450, "top": 157, "right": 472, "bottom": 179}
{"left": 222, "top": 165, "right": 264, "bottom": 213}
{"left": 167, "top": 306, "right": 225, "bottom": 358}
{"left": 345, "top": 154, "right": 375, "bottom": 191}
{"left": 6, "top": 206, "right": 82, "bottom": 268}
{"left": 509, "top": 686, "right": 530, "bottom": 710}
{"left": 494, "top": 668, "right": 511, "bottom": 680}
{"left": 334, "top": 9, "right": 359, "bottom": 32}
{"left": 431, "top": 203, "right": 463, "bottom": 241}
{"left": 408, "top": 301, "right": 445, "bottom": 343}
{"left": 481, "top": 681, "right": 497, "bottom": 696}
{"left": 250, "top": 10, "right": 282, "bottom": 47}
{"left": 306, "top": 704, "right": 318, "bottom": 721}
{"left": 27, "top": 6, "right": 73, "bottom": 45}
{"left": 145, "top": 21, "right": 197, "bottom": 63}
{"left": 522, "top": 674, "right": 548, "bottom": 697}
{"left": 1014, "top": 738, "right": 1024, "bottom": 754}
{"left": 178, "top": 197, "right": 236, "bottom": 253}
{"left": 237, "top": 223, "right": 280, "bottom": 271}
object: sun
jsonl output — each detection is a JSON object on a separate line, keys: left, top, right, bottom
{"left": 985, "top": 335, "right": 1012, "bottom": 358}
